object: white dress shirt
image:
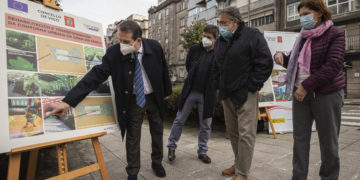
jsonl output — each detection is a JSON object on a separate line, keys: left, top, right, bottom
{"left": 133, "top": 41, "right": 154, "bottom": 95}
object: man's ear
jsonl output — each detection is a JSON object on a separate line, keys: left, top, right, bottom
{"left": 233, "top": 18, "right": 238, "bottom": 25}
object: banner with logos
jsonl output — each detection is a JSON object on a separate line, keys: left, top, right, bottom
{"left": 0, "top": 0, "right": 118, "bottom": 153}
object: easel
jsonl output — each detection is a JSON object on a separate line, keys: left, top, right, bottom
{"left": 7, "top": 132, "right": 109, "bottom": 180}
{"left": 258, "top": 107, "right": 278, "bottom": 139}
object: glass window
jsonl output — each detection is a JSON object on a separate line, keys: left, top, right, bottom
{"left": 180, "top": 18, "right": 186, "bottom": 27}
{"left": 165, "top": 8, "right": 169, "bottom": 16}
{"left": 158, "top": 13, "right": 162, "bottom": 20}
{"left": 287, "top": 3, "right": 300, "bottom": 21}
{"left": 179, "top": 68, "right": 185, "bottom": 78}
{"left": 325, "top": 0, "right": 355, "bottom": 15}
{"left": 180, "top": 50, "right": 185, "bottom": 60}
{"left": 181, "top": 2, "right": 185, "bottom": 10}
{"left": 207, "top": 0, "right": 217, "bottom": 8}
{"left": 328, "top": 0, "right": 337, "bottom": 5}
{"left": 189, "top": 8, "right": 197, "bottom": 16}
{"left": 339, "top": 2, "right": 350, "bottom": 13}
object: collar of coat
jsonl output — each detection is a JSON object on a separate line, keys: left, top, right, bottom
{"left": 120, "top": 39, "right": 154, "bottom": 61}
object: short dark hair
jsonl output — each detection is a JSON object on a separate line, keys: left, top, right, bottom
{"left": 203, "top": 24, "right": 219, "bottom": 39}
{"left": 218, "top": 7, "right": 242, "bottom": 24}
{"left": 118, "top": 20, "right": 143, "bottom": 40}
{"left": 298, "top": 0, "right": 332, "bottom": 23}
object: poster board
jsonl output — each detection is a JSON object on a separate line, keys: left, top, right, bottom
{"left": 264, "top": 31, "right": 315, "bottom": 133}
{"left": 0, "top": 0, "right": 119, "bottom": 153}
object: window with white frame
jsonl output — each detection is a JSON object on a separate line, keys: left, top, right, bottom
{"left": 166, "top": 8, "right": 169, "bottom": 16}
{"left": 325, "top": 0, "right": 355, "bottom": 15}
{"left": 158, "top": 13, "right": 162, "bottom": 20}
{"left": 181, "top": 2, "right": 185, "bottom": 11}
{"left": 165, "top": 23, "right": 168, "bottom": 31}
{"left": 179, "top": 68, "right": 185, "bottom": 78}
{"left": 180, "top": 50, "right": 185, "bottom": 60}
{"left": 180, "top": 18, "right": 186, "bottom": 27}
{"left": 287, "top": 3, "right": 300, "bottom": 21}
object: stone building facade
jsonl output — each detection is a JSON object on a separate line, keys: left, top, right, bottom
{"left": 148, "top": 0, "right": 189, "bottom": 83}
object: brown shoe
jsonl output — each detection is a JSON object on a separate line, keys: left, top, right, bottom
{"left": 232, "top": 176, "right": 247, "bottom": 180}
{"left": 222, "top": 165, "right": 235, "bottom": 176}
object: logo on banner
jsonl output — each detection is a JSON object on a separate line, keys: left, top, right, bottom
{"left": 8, "top": 0, "right": 28, "bottom": 13}
{"left": 277, "top": 36, "right": 283, "bottom": 43}
{"left": 65, "top": 16, "right": 75, "bottom": 27}
{"left": 84, "top": 24, "right": 100, "bottom": 32}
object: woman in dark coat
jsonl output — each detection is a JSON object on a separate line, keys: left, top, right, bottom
{"left": 274, "top": 0, "right": 345, "bottom": 179}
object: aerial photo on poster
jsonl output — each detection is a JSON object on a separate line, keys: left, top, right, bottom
{"left": 74, "top": 97, "right": 116, "bottom": 129}
{"left": 8, "top": 98, "right": 44, "bottom": 139}
{"left": 6, "top": 30, "right": 37, "bottom": 72}
{"left": 37, "top": 36, "right": 86, "bottom": 75}
{"left": 42, "top": 98, "right": 76, "bottom": 133}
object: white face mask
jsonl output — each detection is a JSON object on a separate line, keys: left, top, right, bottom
{"left": 202, "top": 37, "right": 213, "bottom": 48}
{"left": 120, "top": 41, "right": 137, "bottom": 55}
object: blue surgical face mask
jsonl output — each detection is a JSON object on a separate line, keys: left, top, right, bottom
{"left": 219, "top": 23, "right": 233, "bottom": 40}
{"left": 300, "top": 13, "right": 317, "bottom": 30}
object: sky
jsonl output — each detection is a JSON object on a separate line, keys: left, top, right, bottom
{"left": 60, "top": 0, "right": 158, "bottom": 34}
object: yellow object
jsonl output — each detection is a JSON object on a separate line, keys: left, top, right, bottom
{"left": 43, "top": 0, "right": 61, "bottom": 10}
{"left": 271, "top": 118, "right": 286, "bottom": 123}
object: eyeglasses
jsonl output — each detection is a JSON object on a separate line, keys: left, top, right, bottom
{"left": 217, "top": 18, "right": 234, "bottom": 26}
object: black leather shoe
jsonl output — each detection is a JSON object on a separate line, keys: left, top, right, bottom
{"left": 198, "top": 154, "right": 211, "bottom": 164}
{"left": 168, "top": 149, "right": 176, "bottom": 161}
{"left": 151, "top": 163, "right": 166, "bottom": 177}
{"left": 127, "top": 175, "right": 137, "bottom": 180}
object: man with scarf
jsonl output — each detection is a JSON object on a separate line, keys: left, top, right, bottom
{"left": 167, "top": 25, "right": 219, "bottom": 164}
{"left": 214, "top": 7, "right": 273, "bottom": 180}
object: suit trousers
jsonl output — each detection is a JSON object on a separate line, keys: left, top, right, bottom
{"left": 125, "top": 93, "right": 163, "bottom": 175}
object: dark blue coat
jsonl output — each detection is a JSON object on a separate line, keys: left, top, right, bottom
{"left": 214, "top": 22, "right": 273, "bottom": 109}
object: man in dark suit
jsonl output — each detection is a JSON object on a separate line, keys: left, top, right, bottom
{"left": 46, "top": 20, "right": 172, "bottom": 180}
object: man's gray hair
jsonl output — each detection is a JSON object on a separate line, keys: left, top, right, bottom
{"left": 218, "top": 7, "right": 242, "bottom": 23}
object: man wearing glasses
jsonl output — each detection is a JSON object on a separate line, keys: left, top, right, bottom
{"left": 214, "top": 7, "right": 273, "bottom": 180}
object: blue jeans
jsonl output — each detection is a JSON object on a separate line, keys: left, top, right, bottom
{"left": 167, "top": 90, "right": 212, "bottom": 155}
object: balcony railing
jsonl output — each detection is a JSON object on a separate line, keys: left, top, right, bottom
{"left": 346, "top": 35, "right": 360, "bottom": 51}
{"left": 346, "top": 26, "right": 360, "bottom": 52}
